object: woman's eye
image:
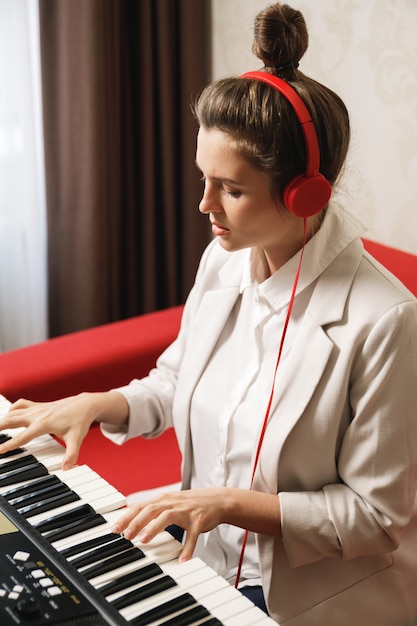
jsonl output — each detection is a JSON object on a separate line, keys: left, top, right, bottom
{"left": 223, "top": 188, "right": 241, "bottom": 198}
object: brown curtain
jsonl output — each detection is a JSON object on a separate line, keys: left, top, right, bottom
{"left": 39, "top": 0, "right": 211, "bottom": 337}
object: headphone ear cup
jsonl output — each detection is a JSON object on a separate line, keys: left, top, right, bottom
{"left": 283, "top": 173, "right": 332, "bottom": 218}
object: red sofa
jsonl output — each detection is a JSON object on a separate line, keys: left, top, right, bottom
{"left": 1, "top": 240, "right": 416, "bottom": 496}
{"left": 0, "top": 307, "right": 184, "bottom": 495}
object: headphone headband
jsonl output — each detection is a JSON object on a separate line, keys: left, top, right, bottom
{"left": 241, "top": 71, "right": 332, "bottom": 217}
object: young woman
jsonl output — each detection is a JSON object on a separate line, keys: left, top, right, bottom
{"left": 1, "top": 4, "right": 417, "bottom": 624}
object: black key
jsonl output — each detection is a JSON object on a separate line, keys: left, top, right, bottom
{"left": 82, "top": 546, "right": 146, "bottom": 581}
{"left": 99, "top": 562, "right": 163, "bottom": 597}
{"left": 9, "top": 481, "right": 69, "bottom": 506}
{"left": 0, "top": 462, "right": 49, "bottom": 487}
{"left": 112, "top": 575, "right": 177, "bottom": 610}
{"left": 130, "top": 593, "right": 196, "bottom": 626}
{"left": 18, "top": 490, "right": 80, "bottom": 518}
{"left": 0, "top": 433, "right": 15, "bottom": 446}
{"left": 0, "top": 454, "right": 38, "bottom": 472}
{"left": 70, "top": 537, "right": 133, "bottom": 569}
{"left": 0, "top": 446, "right": 25, "bottom": 459}
{"left": 2, "top": 474, "right": 62, "bottom": 500}
{"left": 32, "top": 503, "right": 96, "bottom": 533}
{"left": 159, "top": 604, "right": 212, "bottom": 626}
{"left": 44, "top": 512, "right": 106, "bottom": 542}
{"left": 60, "top": 532, "right": 121, "bottom": 558}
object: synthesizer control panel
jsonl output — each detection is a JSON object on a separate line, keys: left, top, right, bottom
{"left": 0, "top": 500, "right": 126, "bottom": 626}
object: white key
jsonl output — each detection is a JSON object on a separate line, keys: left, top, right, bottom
{"left": 0, "top": 394, "right": 11, "bottom": 415}
{"left": 137, "top": 536, "right": 183, "bottom": 565}
{"left": 53, "top": 466, "right": 108, "bottom": 490}
{"left": 68, "top": 478, "right": 109, "bottom": 496}
{"left": 35, "top": 453, "right": 65, "bottom": 472}
{"left": 73, "top": 481, "right": 120, "bottom": 502}
{"left": 205, "top": 591, "right": 256, "bottom": 620}
{"left": 162, "top": 557, "right": 205, "bottom": 576}
{"left": 223, "top": 606, "right": 274, "bottom": 625}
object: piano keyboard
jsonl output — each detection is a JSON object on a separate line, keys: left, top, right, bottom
{"left": 0, "top": 395, "right": 277, "bottom": 625}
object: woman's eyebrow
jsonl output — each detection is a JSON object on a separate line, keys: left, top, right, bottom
{"left": 195, "top": 163, "right": 241, "bottom": 186}
{"left": 213, "top": 175, "right": 241, "bottom": 185}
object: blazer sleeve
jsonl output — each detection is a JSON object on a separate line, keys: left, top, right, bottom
{"left": 101, "top": 239, "right": 218, "bottom": 443}
{"left": 280, "top": 299, "right": 417, "bottom": 567}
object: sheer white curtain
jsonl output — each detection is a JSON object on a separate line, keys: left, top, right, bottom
{"left": 0, "top": 0, "right": 47, "bottom": 351}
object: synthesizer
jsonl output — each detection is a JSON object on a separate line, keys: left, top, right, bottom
{"left": 0, "top": 395, "right": 277, "bottom": 625}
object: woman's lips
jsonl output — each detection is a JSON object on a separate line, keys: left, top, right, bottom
{"left": 211, "top": 221, "right": 230, "bottom": 236}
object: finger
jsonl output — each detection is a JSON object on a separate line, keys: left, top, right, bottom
{"left": 0, "top": 422, "right": 45, "bottom": 454}
{"left": 136, "top": 520, "right": 160, "bottom": 544}
{"left": 111, "top": 505, "right": 145, "bottom": 535}
{"left": 0, "top": 406, "right": 35, "bottom": 430}
{"left": 116, "top": 505, "right": 169, "bottom": 542}
{"left": 178, "top": 530, "right": 198, "bottom": 562}
{"left": 10, "top": 398, "right": 35, "bottom": 411}
{"left": 61, "top": 444, "right": 79, "bottom": 471}
{"left": 60, "top": 430, "right": 86, "bottom": 470}
{"left": 136, "top": 512, "right": 173, "bottom": 544}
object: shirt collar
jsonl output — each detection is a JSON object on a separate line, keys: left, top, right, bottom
{"left": 240, "top": 207, "right": 366, "bottom": 311}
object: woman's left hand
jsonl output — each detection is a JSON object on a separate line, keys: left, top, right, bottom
{"left": 112, "top": 488, "right": 227, "bottom": 562}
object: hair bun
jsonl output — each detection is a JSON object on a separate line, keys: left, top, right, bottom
{"left": 252, "top": 3, "right": 308, "bottom": 78}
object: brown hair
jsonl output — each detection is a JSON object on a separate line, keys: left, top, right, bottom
{"left": 194, "top": 3, "right": 350, "bottom": 198}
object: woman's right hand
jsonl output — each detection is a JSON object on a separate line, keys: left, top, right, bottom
{"left": 0, "top": 391, "right": 129, "bottom": 470}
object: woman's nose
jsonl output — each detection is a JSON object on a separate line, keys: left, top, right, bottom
{"left": 199, "top": 184, "right": 222, "bottom": 214}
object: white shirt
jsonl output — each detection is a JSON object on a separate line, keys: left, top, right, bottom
{"left": 189, "top": 214, "right": 339, "bottom": 586}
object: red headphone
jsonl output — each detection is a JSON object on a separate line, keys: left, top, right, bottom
{"left": 242, "top": 71, "right": 332, "bottom": 218}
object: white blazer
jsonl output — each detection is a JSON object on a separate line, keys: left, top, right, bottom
{"left": 113, "top": 210, "right": 417, "bottom": 625}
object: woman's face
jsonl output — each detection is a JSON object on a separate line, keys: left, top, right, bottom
{"left": 196, "top": 127, "right": 308, "bottom": 273}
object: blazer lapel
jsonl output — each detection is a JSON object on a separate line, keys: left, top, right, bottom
{"left": 180, "top": 287, "right": 241, "bottom": 387}
{"left": 253, "top": 239, "right": 363, "bottom": 488}
{"left": 175, "top": 252, "right": 244, "bottom": 485}
{"left": 178, "top": 246, "right": 251, "bottom": 390}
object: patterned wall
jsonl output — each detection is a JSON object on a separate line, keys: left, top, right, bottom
{"left": 211, "top": 0, "right": 417, "bottom": 255}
